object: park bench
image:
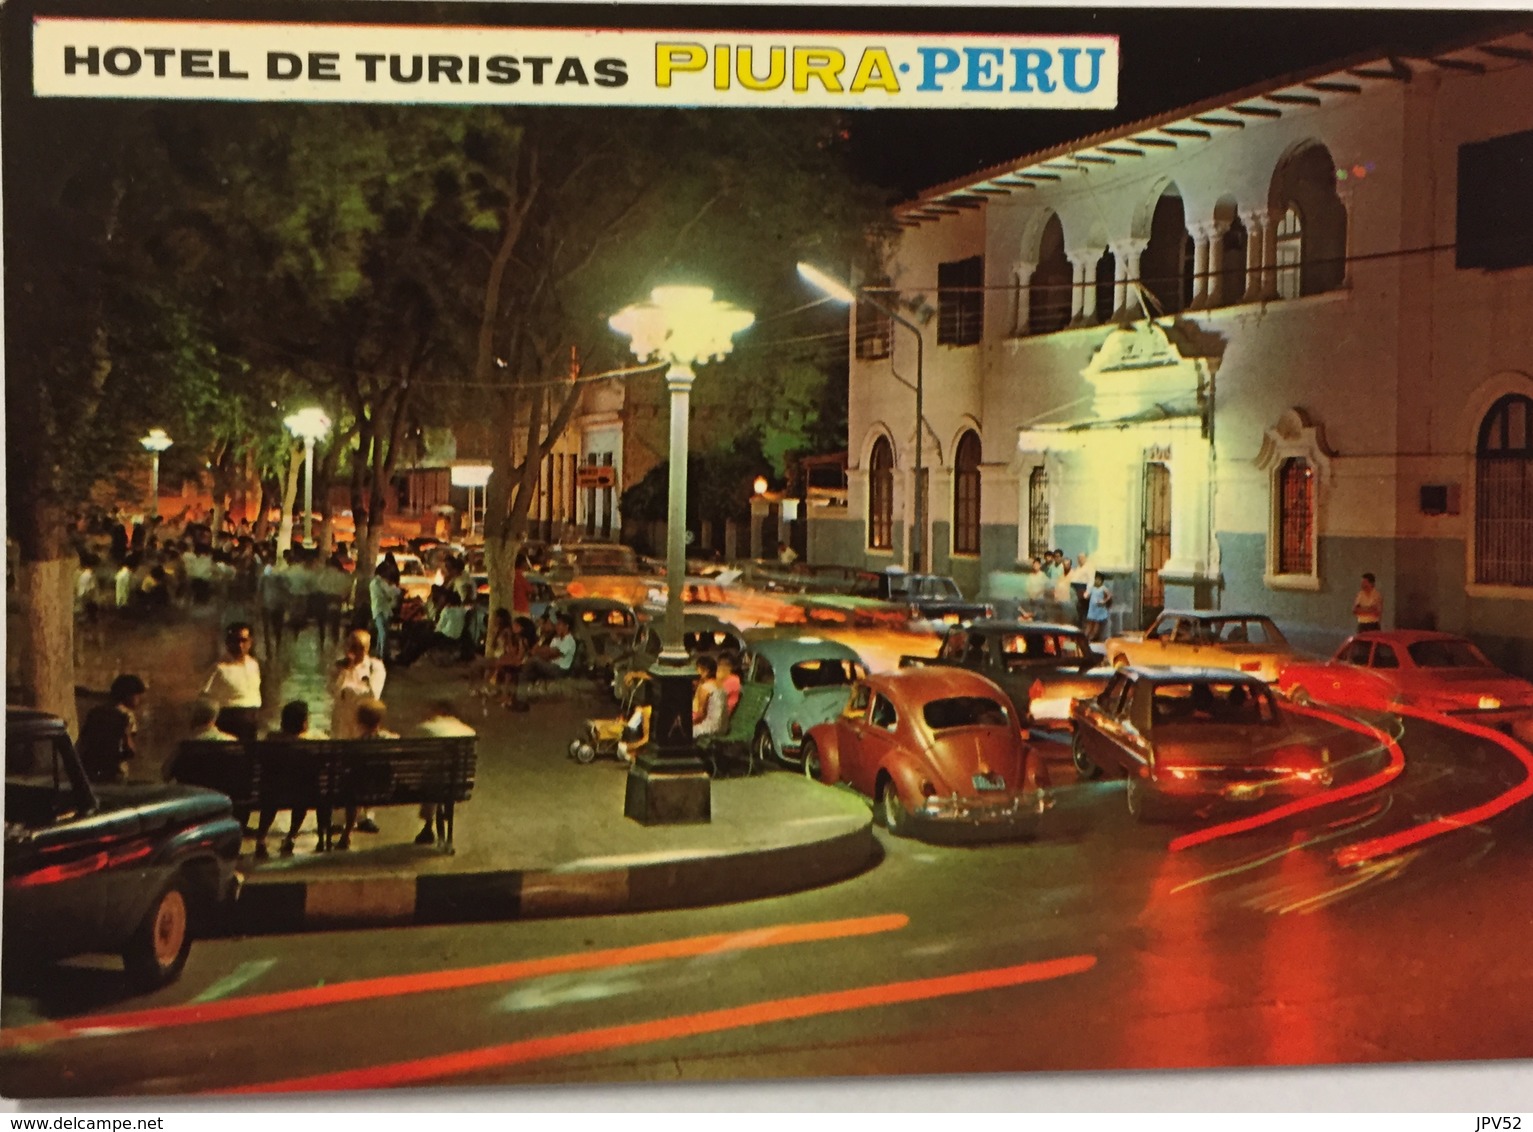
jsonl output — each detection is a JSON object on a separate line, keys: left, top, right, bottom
{"left": 697, "top": 682, "right": 772, "bottom": 778}
{"left": 167, "top": 735, "right": 477, "bottom": 851}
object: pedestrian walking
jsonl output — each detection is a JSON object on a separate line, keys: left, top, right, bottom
{"left": 202, "top": 622, "right": 263, "bottom": 743}
{"left": 1353, "top": 572, "right": 1384, "bottom": 632}
{"left": 369, "top": 566, "right": 402, "bottom": 661}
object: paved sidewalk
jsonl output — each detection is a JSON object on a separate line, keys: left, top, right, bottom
{"left": 73, "top": 603, "right": 878, "bottom": 934}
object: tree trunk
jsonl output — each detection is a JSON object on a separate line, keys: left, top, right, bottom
{"left": 275, "top": 444, "right": 302, "bottom": 555}
{"left": 15, "top": 500, "right": 79, "bottom": 734}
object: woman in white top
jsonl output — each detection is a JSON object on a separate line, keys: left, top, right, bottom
{"left": 202, "top": 622, "right": 262, "bottom": 742}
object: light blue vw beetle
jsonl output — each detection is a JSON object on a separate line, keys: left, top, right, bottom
{"left": 740, "top": 634, "right": 869, "bottom": 770}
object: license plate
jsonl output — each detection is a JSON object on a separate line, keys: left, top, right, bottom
{"left": 1225, "top": 783, "right": 1263, "bottom": 800}
{"left": 972, "top": 774, "right": 1006, "bottom": 792}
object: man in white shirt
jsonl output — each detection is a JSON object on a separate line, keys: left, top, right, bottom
{"left": 1353, "top": 573, "right": 1384, "bottom": 632}
{"left": 330, "top": 628, "right": 388, "bottom": 835}
{"left": 526, "top": 615, "right": 578, "bottom": 680}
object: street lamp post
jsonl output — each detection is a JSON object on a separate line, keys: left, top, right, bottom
{"left": 450, "top": 464, "right": 494, "bottom": 538}
{"left": 798, "top": 263, "right": 927, "bottom": 573}
{"left": 284, "top": 408, "right": 331, "bottom": 549}
{"left": 609, "top": 285, "right": 754, "bottom": 825}
{"left": 139, "top": 429, "right": 173, "bottom": 521}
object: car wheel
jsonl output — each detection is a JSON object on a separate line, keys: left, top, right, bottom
{"left": 1125, "top": 774, "right": 1164, "bottom": 823}
{"left": 801, "top": 739, "right": 822, "bottom": 783}
{"left": 1072, "top": 731, "right": 1103, "bottom": 780}
{"left": 1289, "top": 685, "right": 1313, "bottom": 707}
{"left": 123, "top": 876, "right": 193, "bottom": 993}
{"left": 878, "top": 778, "right": 911, "bottom": 837}
{"left": 751, "top": 726, "right": 776, "bottom": 775}
{"left": 1112, "top": 654, "right": 1130, "bottom": 669}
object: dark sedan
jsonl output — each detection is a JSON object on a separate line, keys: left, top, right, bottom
{"left": 1069, "top": 667, "right": 1338, "bottom": 822}
{"left": 4, "top": 708, "right": 243, "bottom": 991}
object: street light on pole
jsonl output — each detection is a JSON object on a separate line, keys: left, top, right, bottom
{"left": 798, "top": 262, "right": 927, "bottom": 573}
{"left": 283, "top": 407, "right": 331, "bottom": 549}
{"left": 139, "top": 429, "right": 173, "bottom": 521}
{"left": 609, "top": 284, "right": 753, "bottom": 824}
{"left": 450, "top": 463, "right": 493, "bottom": 538}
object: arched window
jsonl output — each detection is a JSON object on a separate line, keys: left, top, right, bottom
{"left": 1143, "top": 189, "right": 1191, "bottom": 316}
{"left": 1094, "top": 247, "right": 1117, "bottom": 323}
{"left": 1218, "top": 215, "right": 1248, "bottom": 306}
{"left": 1275, "top": 206, "right": 1303, "bottom": 300}
{"left": 1029, "top": 214, "right": 1072, "bottom": 335}
{"left": 953, "top": 431, "right": 982, "bottom": 556}
{"left": 1476, "top": 394, "right": 1533, "bottom": 587}
{"left": 868, "top": 437, "right": 894, "bottom": 551}
{"left": 1275, "top": 457, "right": 1315, "bottom": 575}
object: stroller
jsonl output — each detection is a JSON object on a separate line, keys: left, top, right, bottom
{"left": 569, "top": 670, "right": 654, "bottom": 764}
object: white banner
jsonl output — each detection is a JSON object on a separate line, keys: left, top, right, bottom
{"left": 31, "top": 19, "right": 1118, "bottom": 109}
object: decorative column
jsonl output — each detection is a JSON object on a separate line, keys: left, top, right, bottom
{"left": 1012, "top": 262, "right": 1035, "bottom": 336}
{"left": 1079, "top": 250, "right": 1101, "bottom": 324}
{"left": 1111, "top": 240, "right": 1148, "bottom": 322}
{"left": 1240, "top": 209, "right": 1270, "bottom": 304}
{"left": 1188, "top": 225, "right": 1213, "bottom": 311}
{"left": 1066, "top": 254, "right": 1090, "bottom": 328}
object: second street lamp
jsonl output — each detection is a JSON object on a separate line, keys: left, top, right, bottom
{"left": 284, "top": 408, "right": 331, "bottom": 549}
{"left": 609, "top": 285, "right": 754, "bottom": 825}
{"left": 139, "top": 429, "right": 173, "bottom": 522}
{"left": 798, "top": 262, "right": 928, "bottom": 573}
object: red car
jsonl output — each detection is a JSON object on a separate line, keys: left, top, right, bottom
{"left": 799, "top": 667, "right": 1046, "bottom": 840}
{"left": 1277, "top": 631, "right": 1533, "bottom": 726}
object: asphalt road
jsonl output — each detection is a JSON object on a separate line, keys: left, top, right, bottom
{"left": 3, "top": 710, "right": 1530, "bottom": 1109}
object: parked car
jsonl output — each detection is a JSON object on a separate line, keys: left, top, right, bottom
{"left": 739, "top": 635, "right": 869, "bottom": 768}
{"left": 611, "top": 612, "right": 747, "bottom": 697}
{"left": 800, "top": 667, "right": 1046, "bottom": 840}
{"left": 548, "top": 597, "right": 639, "bottom": 678}
{"left": 1069, "top": 667, "right": 1339, "bottom": 821}
{"left": 4, "top": 708, "right": 243, "bottom": 991}
{"left": 851, "top": 568, "right": 993, "bottom": 626}
{"left": 1276, "top": 630, "right": 1533, "bottom": 727}
{"left": 900, "top": 620, "right": 1113, "bottom": 732}
{"left": 1102, "top": 610, "right": 1300, "bottom": 682}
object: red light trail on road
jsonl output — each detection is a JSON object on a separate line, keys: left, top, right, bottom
{"left": 1167, "top": 703, "right": 1405, "bottom": 853}
{"left": 0, "top": 913, "right": 908, "bottom": 1052}
{"left": 1333, "top": 706, "right": 1533, "bottom": 866}
{"left": 221, "top": 954, "right": 1099, "bottom": 1094}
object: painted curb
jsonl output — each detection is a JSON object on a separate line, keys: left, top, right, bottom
{"left": 229, "top": 819, "right": 877, "bottom": 934}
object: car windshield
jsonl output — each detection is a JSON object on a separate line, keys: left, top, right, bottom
{"left": 999, "top": 632, "right": 1089, "bottom": 668}
{"left": 683, "top": 629, "right": 736, "bottom": 651}
{"left": 1407, "top": 639, "right": 1492, "bottom": 668}
{"left": 580, "top": 608, "right": 634, "bottom": 628}
{"left": 789, "top": 659, "right": 865, "bottom": 690}
{"left": 1151, "top": 680, "right": 1277, "bottom": 726}
{"left": 1208, "top": 618, "right": 1285, "bottom": 646}
{"left": 919, "top": 577, "right": 962, "bottom": 600}
{"left": 922, "top": 696, "right": 1011, "bottom": 730}
{"left": 573, "top": 547, "right": 639, "bottom": 575}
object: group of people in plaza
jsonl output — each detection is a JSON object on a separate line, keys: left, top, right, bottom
{"left": 1012, "top": 550, "right": 1115, "bottom": 640}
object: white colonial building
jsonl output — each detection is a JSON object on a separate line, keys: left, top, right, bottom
{"left": 809, "top": 25, "right": 1533, "bottom": 669}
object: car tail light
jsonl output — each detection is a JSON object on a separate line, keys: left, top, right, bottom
{"left": 1029, "top": 679, "right": 1045, "bottom": 701}
{"left": 1240, "top": 661, "right": 1262, "bottom": 672}
{"left": 984, "top": 604, "right": 995, "bottom": 618}
{"left": 1479, "top": 696, "right": 1502, "bottom": 710}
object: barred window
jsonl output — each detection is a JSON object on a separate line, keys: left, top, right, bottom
{"left": 938, "top": 256, "right": 984, "bottom": 346}
{"left": 868, "top": 437, "right": 894, "bottom": 551}
{"left": 1476, "top": 394, "right": 1533, "bottom": 587}
{"left": 1028, "top": 467, "right": 1050, "bottom": 560}
{"left": 1275, "top": 457, "right": 1314, "bottom": 575}
{"left": 855, "top": 280, "right": 893, "bottom": 360}
{"left": 953, "top": 431, "right": 982, "bottom": 556}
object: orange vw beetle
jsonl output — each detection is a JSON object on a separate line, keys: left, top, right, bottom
{"left": 799, "top": 667, "right": 1048, "bottom": 840}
